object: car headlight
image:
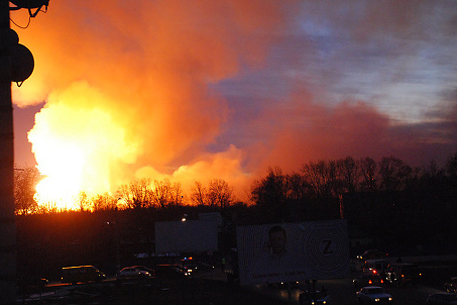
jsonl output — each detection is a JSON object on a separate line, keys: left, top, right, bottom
{"left": 389, "top": 297, "right": 393, "bottom": 301}
{"left": 375, "top": 298, "right": 380, "bottom": 302}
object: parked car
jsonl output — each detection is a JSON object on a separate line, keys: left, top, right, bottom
{"left": 356, "top": 286, "right": 393, "bottom": 304}
{"left": 444, "top": 277, "right": 457, "bottom": 293}
{"left": 363, "top": 259, "right": 389, "bottom": 274}
{"left": 117, "top": 266, "right": 152, "bottom": 280}
{"left": 154, "top": 263, "right": 185, "bottom": 279}
{"left": 299, "top": 290, "right": 329, "bottom": 305}
{"left": 131, "top": 265, "right": 155, "bottom": 277}
{"left": 427, "top": 293, "right": 457, "bottom": 305}
{"left": 385, "top": 263, "right": 421, "bottom": 286}
{"left": 179, "top": 257, "right": 198, "bottom": 276}
{"left": 353, "top": 272, "right": 385, "bottom": 289}
{"left": 61, "top": 265, "right": 106, "bottom": 285}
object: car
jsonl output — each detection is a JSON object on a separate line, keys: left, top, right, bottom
{"left": 444, "top": 277, "right": 457, "bottom": 293}
{"left": 363, "top": 259, "right": 389, "bottom": 274}
{"left": 299, "top": 290, "right": 329, "bottom": 305}
{"left": 353, "top": 272, "right": 385, "bottom": 289}
{"left": 131, "top": 265, "right": 155, "bottom": 277}
{"left": 357, "top": 249, "right": 388, "bottom": 261}
{"left": 385, "top": 263, "right": 421, "bottom": 286}
{"left": 117, "top": 266, "right": 152, "bottom": 280}
{"left": 356, "top": 286, "right": 393, "bottom": 304}
{"left": 61, "top": 265, "right": 106, "bottom": 284}
{"left": 427, "top": 293, "right": 457, "bottom": 305}
{"left": 154, "top": 263, "right": 185, "bottom": 279}
{"left": 179, "top": 257, "right": 198, "bottom": 276}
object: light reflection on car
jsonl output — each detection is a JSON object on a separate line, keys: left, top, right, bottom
{"left": 116, "top": 266, "right": 152, "bottom": 280}
{"left": 356, "top": 286, "right": 393, "bottom": 304}
{"left": 353, "top": 271, "right": 384, "bottom": 289}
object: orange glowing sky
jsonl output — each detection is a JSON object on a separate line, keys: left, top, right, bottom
{"left": 10, "top": 1, "right": 457, "bottom": 207}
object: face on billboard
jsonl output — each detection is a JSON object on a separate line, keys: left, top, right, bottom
{"left": 236, "top": 220, "right": 350, "bottom": 286}
{"left": 269, "top": 229, "right": 286, "bottom": 256}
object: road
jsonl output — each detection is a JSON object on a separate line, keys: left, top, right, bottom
{"left": 195, "top": 266, "right": 447, "bottom": 305}
{"left": 251, "top": 277, "right": 445, "bottom": 305}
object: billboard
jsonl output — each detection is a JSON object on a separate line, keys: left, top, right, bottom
{"left": 237, "top": 220, "right": 350, "bottom": 286}
{"left": 155, "top": 220, "right": 219, "bottom": 254}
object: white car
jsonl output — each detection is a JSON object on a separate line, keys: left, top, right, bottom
{"left": 356, "top": 286, "right": 393, "bottom": 304}
{"left": 117, "top": 267, "right": 151, "bottom": 280}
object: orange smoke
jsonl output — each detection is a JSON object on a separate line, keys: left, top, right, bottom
{"left": 11, "top": 1, "right": 291, "bottom": 209}
{"left": 11, "top": 1, "right": 456, "bottom": 210}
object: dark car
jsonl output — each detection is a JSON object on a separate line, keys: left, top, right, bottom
{"left": 444, "top": 277, "right": 457, "bottom": 293}
{"left": 61, "top": 265, "right": 106, "bottom": 285}
{"left": 427, "top": 293, "right": 457, "bottom": 305}
{"left": 154, "top": 264, "right": 184, "bottom": 279}
{"left": 299, "top": 290, "right": 329, "bottom": 305}
{"left": 357, "top": 286, "right": 393, "bottom": 304}
{"left": 353, "top": 271, "right": 385, "bottom": 289}
{"left": 357, "top": 249, "right": 388, "bottom": 261}
{"left": 385, "top": 263, "right": 421, "bottom": 287}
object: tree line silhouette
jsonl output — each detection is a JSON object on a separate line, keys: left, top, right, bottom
{"left": 14, "top": 152, "right": 457, "bottom": 215}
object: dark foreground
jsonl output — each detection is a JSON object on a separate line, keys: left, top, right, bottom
{"left": 19, "top": 277, "right": 287, "bottom": 305}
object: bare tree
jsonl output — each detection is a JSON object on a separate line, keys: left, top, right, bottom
{"left": 301, "top": 160, "right": 337, "bottom": 199}
{"left": 250, "top": 167, "right": 287, "bottom": 207}
{"left": 208, "top": 179, "right": 235, "bottom": 209}
{"left": 78, "top": 192, "right": 90, "bottom": 212}
{"left": 285, "top": 172, "right": 310, "bottom": 200}
{"left": 445, "top": 152, "right": 457, "bottom": 190}
{"left": 359, "top": 157, "right": 377, "bottom": 191}
{"left": 151, "top": 179, "right": 173, "bottom": 208}
{"left": 191, "top": 181, "right": 207, "bottom": 206}
{"left": 117, "top": 178, "right": 152, "bottom": 209}
{"left": 171, "top": 182, "right": 184, "bottom": 206}
{"left": 90, "top": 193, "right": 116, "bottom": 211}
{"left": 378, "top": 156, "right": 412, "bottom": 191}
{"left": 336, "top": 156, "right": 360, "bottom": 193}
{"left": 14, "top": 167, "right": 41, "bottom": 215}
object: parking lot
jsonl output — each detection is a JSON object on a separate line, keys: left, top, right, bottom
{"left": 19, "top": 271, "right": 288, "bottom": 305}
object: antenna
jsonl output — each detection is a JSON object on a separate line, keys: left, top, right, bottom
{"left": 9, "top": 0, "right": 49, "bottom": 17}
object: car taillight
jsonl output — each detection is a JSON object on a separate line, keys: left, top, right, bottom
{"left": 381, "top": 279, "right": 384, "bottom": 283}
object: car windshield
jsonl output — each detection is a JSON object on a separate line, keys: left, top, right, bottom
{"left": 367, "top": 288, "right": 383, "bottom": 294}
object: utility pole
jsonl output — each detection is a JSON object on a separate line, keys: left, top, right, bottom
{"left": 0, "top": 0, "right": 17, "bottom": 303}
{"left": 1, "top": 1, "right": 46, "bottom": 303}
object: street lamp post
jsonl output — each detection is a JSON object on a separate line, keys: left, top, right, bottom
{"left": 0, "top": 1, "right": 17, "bottom": 304}
{"left": 1, "top": 1, "right": 46, "bottom": 303}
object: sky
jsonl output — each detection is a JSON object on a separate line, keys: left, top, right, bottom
{"left": 9, "top": 0, "right": 457, "bottom": 205}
